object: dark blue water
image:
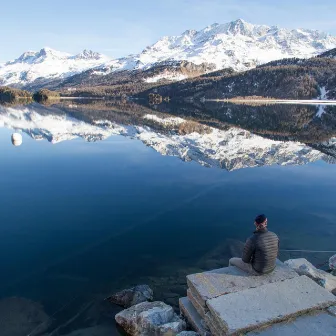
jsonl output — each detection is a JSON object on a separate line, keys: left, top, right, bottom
{"left": 0, "top": 102, "right": 335, "bottom": 335}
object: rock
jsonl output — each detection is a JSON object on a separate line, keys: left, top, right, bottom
{"left": 106, "top": 284, "right": 153, "bottom": 308}
{"left": 176, "top": 332, "right": 200, "bottom": 336}
{"left": 327, "top": 305, "right": 336, "bottom": 316}
{"left": 11, "top": 133, "right": 23, "bottom": 146}
{"left": 329, "top": 254, "right": 336, "bottom": 273}
{"left": 284, "top": 258, "right": 336, "bottom": 292}
{"left": 246, "top": 311, "right": 336, "bottom": 336}
{"left": 179, "top": 297, "right": 210, "bottom": 336}
{"left": 187, "top": 260, "right": 298, "bottom": 308}
{"left": 206, "top": 276, "right": 336, "bottom": 335}
{"left": 115, "top": 301, "right": 186, "bottom": 336}
{"left": 0, "top": 297, "right": 51, "bottom": 336}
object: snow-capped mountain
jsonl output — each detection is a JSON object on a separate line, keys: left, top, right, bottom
{"left": 1, "top": 104, "right": 334, "bottom": 171}
{"left": 1, "top": 19, "right": 336, "bottom": 88}
{"left": 89, "top": 18, "right": 336, "bottom": 76}
{"left": 128, "top": 19, "right": 336, "bottom": 72}
{"left": 0, "top": 47, "right": 110, "bottom": 87}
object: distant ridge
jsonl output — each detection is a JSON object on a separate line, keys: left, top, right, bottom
{"left": 318, "top": 47, "right": 336, "bottom": 59}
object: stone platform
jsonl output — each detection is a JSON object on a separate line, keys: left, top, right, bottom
{"left": 179, "top": 261, "right": 336, "bottom": 336}
{"left": 247, "top": 310, "right": 336, "bottom": 336}
{"left": 187, "top": 260, "right": 298, "bottom": 309}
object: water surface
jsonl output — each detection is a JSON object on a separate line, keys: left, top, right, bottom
{"left": 0, "top": 101, "right": 335, "bottom": 335}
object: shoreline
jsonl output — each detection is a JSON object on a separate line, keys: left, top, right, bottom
{"left": 206, "top": 98, "right": 336, "bottom": 105}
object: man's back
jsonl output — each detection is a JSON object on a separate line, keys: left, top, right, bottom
{"left": 242, "top": 228, "right": 279, "bottom": 274}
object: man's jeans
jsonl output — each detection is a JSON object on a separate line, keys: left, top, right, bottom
{"left": 229, "top": 257, "right": 261, "bottom": 276}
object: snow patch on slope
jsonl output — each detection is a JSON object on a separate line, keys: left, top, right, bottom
{"left": 316, "top": 87, "right": 328, "bottom": 117}
{"left": 319, "top": 86, "right": 328, "bottom": 100}
{"left": 144, "top": 73, "right": 187, "bottom": 83}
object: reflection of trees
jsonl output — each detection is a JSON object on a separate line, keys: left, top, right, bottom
{"left": 146, "top": 101, "right": 336, "bottom": 144}
{"left": 0, "top": 86, "right": 32, "bottom": 104}
{"left": 68, "top": 99, "right": 336, "bottom": 164}
{"left": 56, "top": 99, "right": 336, "bottom": 146}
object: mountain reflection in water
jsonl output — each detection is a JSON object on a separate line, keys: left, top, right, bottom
{"left": 1, "top": 100, "right": 335, "bottom": 171}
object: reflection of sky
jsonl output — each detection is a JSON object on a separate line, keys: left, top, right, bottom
{"left": 0, "top": 126, "right": 335, "bottom": 310}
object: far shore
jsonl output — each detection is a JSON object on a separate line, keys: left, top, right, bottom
{"left": 206, "top": 98, "right": 336, "bottom": 105}
{"left": 59, "top": 96, "right": 106, "bottom": 100}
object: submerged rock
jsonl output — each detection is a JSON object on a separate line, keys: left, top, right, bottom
{"left": 284, "top": 258, "right": 336, "bottom": 292}
{"left": 0, "top": 297, "right": 51, "bottom": 336}
{"left": 227, "top": 239, "right": 245, "bottom": 258}
{"left": 176, "top": 332, "right": 200, "bottom": 336}
{"left": 115, "top": 301, "right": 186, "bottom": 335}
{"left": 329, "top": 254, "right": 336, "bottom": 275}
{"left": 106, "top": 284, "right": 153, "bottom": 308}
{"left": 62, "top": 325, "right": 114, "bottom": 336}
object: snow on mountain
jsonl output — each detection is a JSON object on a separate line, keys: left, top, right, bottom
{"left": 144, "top": 72, "right": 187, "bottom": 83}
{"left": 0, "top": 105, "right": 332, "bottom": 171}
{"left": 1, "top": 19, "right": 336, "bottom": 88}
{"left": 0, "top": 47, "right": 110, "bottom": 87}
{"left": 100, "top": 18, "right": 336, "bottom": 74}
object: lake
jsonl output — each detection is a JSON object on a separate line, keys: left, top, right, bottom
{"left": 0, "top": 100, "right": 335, "bottom": 335}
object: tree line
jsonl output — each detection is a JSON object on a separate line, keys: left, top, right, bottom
{"left": 0, "top": 87, "right": 60, "bottom": 104}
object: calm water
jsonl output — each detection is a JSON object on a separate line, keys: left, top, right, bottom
{"left": 0, "top": 101, "right": 335, "bottom": 335}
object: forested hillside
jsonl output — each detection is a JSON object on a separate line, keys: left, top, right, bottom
{"left": 139, "top": 57, "right": 336, "bottom": 100}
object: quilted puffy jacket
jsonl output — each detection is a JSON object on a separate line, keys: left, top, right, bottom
{"left": 242, "top": 228, "right": 279, "bottom": 274}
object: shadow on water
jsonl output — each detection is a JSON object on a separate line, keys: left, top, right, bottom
{"left": 0, "top": 99, "right": 335, "bottom": 335}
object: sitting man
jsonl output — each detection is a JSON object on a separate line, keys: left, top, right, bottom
{"left": 230, "top": 214, "right": 279, "bottom": 275}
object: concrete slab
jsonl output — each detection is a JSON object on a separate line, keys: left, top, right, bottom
{"left": 207, "top": 276, "right": 336, "bottom": 335}
{"left": 247, "top": 311, "right": 336, "bottom": 336}
{"left": 204, "top": 312, "right": 225, "bottom": 336}
{"left": 179, "top": 297, "right": 211, "bottom": 336}
{"left": 187, "top": 289, "right": 207, "bottom": 319}
{"left": 187, "top": 260, "right": 298, "bottom": 307}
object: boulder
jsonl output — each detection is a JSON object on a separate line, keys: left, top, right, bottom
{"left": 284, "top": 258, "right": 336, "bottom": 292}
{"left": 176, "top": 332, "right": 200, "bottom": 336}
{"left": 115, "top": 301, "right": 186, "bottom": 336}
{"left": 106, "top": 284, "right": 153, "bottom": 308}
{"left": 329, "top": 255, "right": 336, "bottom": 274}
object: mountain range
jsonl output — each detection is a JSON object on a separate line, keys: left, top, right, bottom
{"left": 1, "top": 19, "right": 336, "bottom": 90}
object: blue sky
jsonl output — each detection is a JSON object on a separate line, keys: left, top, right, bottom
{"left": 1, "top": 0, "right": 336, "bottom": 62}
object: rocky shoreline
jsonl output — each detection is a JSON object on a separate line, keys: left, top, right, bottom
{"left": 109, "top": 254, "right": 336, "bottom": 336}
{"left": 0, "top": 250, "right": 334, "bottom": 336}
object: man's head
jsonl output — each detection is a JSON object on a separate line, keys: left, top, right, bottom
{"left": 255, "top": 214, "right": 267, "bottom": 230}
